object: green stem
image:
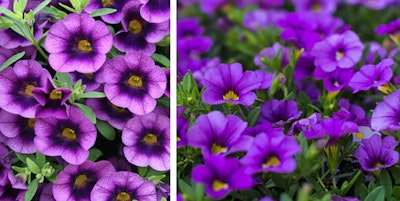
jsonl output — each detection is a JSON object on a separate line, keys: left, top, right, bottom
{"left": 32, "top": 41, "right": 49, "bottom": 60}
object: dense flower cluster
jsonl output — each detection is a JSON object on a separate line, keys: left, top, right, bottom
{"left": 0, "top": 0, "right": 170, "bottom": 200}
{"left": 178, "top": 0, "right": 400, "bottom": 200}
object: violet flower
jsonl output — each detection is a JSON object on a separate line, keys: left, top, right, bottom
{"left": 52, "top": 160, "right": 116, "bottom": 201}
{"left": 0, "top": 172, "right": 27, "bottom": 200}
{"left": 95, "top": 53, "right": 167, "bottom": 115}
{"left": 311, "top": 30, "right": 364, "bottom": 72}
{"left": 201, "top": 63, "right": 260, "bottom": 106}
{"left": 354, "top": 135, "right": 399, "bottom": 171}
{"left": 114, "top": 1, "right": 169, "bottom": 54}
{"left": 90, "top": 171, "right": 156, "bottom": 201}
{"left": 348, "top": 58, "right": 394, "bottom": 93}
{"left": 292, "top": 0, "right": 338, "bottom": 14}
{"left": 346, "top": 0, "right": 394, "bottom": 10}
{"left": 0, "top": 60, "right": 51, "bottom": 118}
{"left": 34, "top": 107, "right": 97, "bottom": 165}
{"left": 84, "top": 0, "right": 130, "bottom": 24}
{"left": 254, "top": 42, "right": 290, "bottom": 70}
{"left": 258, "top": 99, "right": 302, "bottom": 127}
{"left": 191, "top": 155, "right": 253, "bottom": 199}
{"left": 45, "top": 13, "right": 112, "bottom": 73}
{"left": 187, "top": 111, "right": 252, "bottom": 157}
{"left": 364, "top": 42, "right": 387, "bottom": 64}
{"left": 313, "top": 66, "right": 354, "bottom": 91}
{"left": 122, "top": 113, "right": 170, "bottom": 171}
{"left": 140, "top": 0, "right": 170, "bottom": 23}
{"left": 371, "top": 89, "right": 400, "bottom": 132}
{"left": 240, "top": 132, "right": 301, "bottom": 174}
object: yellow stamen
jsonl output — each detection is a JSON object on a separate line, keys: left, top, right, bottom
{"left": 61, "top": 128, "right": 76, "bottom": 141}
{"left": 177, "top": 137, "right": 181, "bottom": 142}
{"left": 24, "top": 84, "right": 35, "bottom": 97}
{"left": 128, "top": 20, "right": 142, "bottom": 35}
{"left": 312, "top": 3, "right": 322, "bottom": 11}
{"left": 76, "top": 39, "right": 92, "bottom": 53}
{"left": 211, "top": 143, "right": 227, "bottom": 154}
{"left": 223, "top": 90, "right": 239, "bottom": 101}
{"left": 111, "top": 104, "right": 126, "bottom": 113}
{"left": 143, "top": 133, "right": 158, "bottom": 145}
{"left": 74, "top": 174, "right": 88, "bottom": 188}
{"left": 355, "top": 132, "right": 363, "bottom": 139}
{"left": 127, "top": 75, "right": 143, "bottom": 88}
{"left": 378, "top": 83, "right": 395, "bottom": 94}
{"left": 49, "top": 89, "right": 62, "bottom": 100}
{"left": 373, "top": 162, "right": 384, "bottom": 169}
{"left": 116, "top": 192, "right": 131, "bottom": 201}
{"left": 212, "top": 180, "right": 228, "bottom": 191}
{"left": 102, "top": 0, "right": 113, "bottom": 7}
{"left": 263, "top": 156, "right": 281, "bottom": 168}
{"left": 336, "top": 51, "right": 344, "bottom": 61}
{"left": 85, "top": 73, "right": 93, "bottom": 80}
{"left": 27, "top": 118, "right": 36, "bottom": 128}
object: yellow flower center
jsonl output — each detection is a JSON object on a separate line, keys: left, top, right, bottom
{"left": 223, "top": 90, "right": 239, "bottom": 101}
{"left": 263, "top": 156, "right": 281, "bottom": 168}
{"left": 378, "top": 84, "right": 395, "bottom": 94}
{"left": 143, "top": 133, "right": 158, "bottom": 145}
{"left": 373, "top": 162, "right": 384, "bottom": 169}
{"left": 85, "top": 73, "right": 93, "bottom": 80}
{"left": 61, "top": 128, "right": 76, "bottom": 141}
{"left": 111, "top": 104, "right": 126, "bottom": 113}
{"left": 212, "top": 180, "right": 229, "bottom": 191}
{"left": 355, "top": 132, "right": 363, "bottom": 139}
{"left": 49, "top": 89, "right": 63, "bottom": 100}
{"left": 336, "top": 51, "right": 344, "bottom": 61}
{"left": 211, "top": 143, "right": 227, "bottom": 154}
{"left": 27, "top": 118, "right": 36, "bottom": 128}
{"left": 116, "top": 192, "right": 131, "bottom": 201}
{"left": 74, "top": 174, "right": 88, "bottom": 188}
{"left": 177, "top": 137, "right": 181, "bottom": 142}
{"left": 76, "top": 39, "right": 92, "bottom": 53}
{"left": 128, "top": 20, "right": 142, "bottom": 35}
{"left": 127, "top": 75, "right": 143, "bottom": 88}
{"left": 24, "top": 84, "right": 35, "bottom": 97}
{"left": 312, "top": 3, "right": 322, "bottom": 11}
{"left": 102, "top": 0, "right": 113, "bottom": 7}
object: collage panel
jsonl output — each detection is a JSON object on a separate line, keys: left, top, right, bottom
{"left": 177, "top": 0, "right": 400, "bottom": 201}
{"left": 0, "top": 0, "right": 170, "bottom": 200}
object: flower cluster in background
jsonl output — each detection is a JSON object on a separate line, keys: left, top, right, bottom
{"left": 0, "top": 0, "right": 170, "bottom": 200}
{"left": 177, "top": 0, "right": 400, "bottom": 200}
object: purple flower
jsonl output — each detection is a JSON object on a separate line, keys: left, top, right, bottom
{"left": 45, "top": 13, "right": 112, "bottom": 73}
{"left": 52, "top": 160, "right": 116, "bottom": 201}
{"left": 331, "top": 195, "right": 360, "bottom": 201}
{"left": 0, "top": 60, "right": 51, "bottom": 118}
{"left": 258, "top": 99, "right": 302, "bottom": 127}
{"left": 114, "top": 1, "right": 169, "bottom": 54}
{"left": 0, "top": 110, "right": 37, "bottom": 154}
{"left": 371, "top": 89, "right": 400, "bottom": 132}
{"left": 96, "top": 53, "right": 167, "bottom": 115}
{"left": 69, "top": 72, "right": 100, "bottom": 92}
{"left": 241, "top": 132, "right": 301, "bottom": 174}
{"left": 201, "top": 63, "right": 260, "bottom": 106}
{"left": 254, "top": 42, "right": 290, "bottom": 70}
{"left": 243, "top": 122, "right": 283, "bottom": 137}
{"left": 177, "top": 107, "right": 189, "bottom": 147}
{"left": 192, "top": 155, "right": 253, "bottom": 199}
{"left": 365, "top": 42, "right": 387, "bottom": 64}
{"left": 304, "top": 117, "right": 358, "bottom": 144}
{"left": 294, "top": 52, "right": 316, "bottom": 79}
{"left": 311, "top": 30, "right": 364, "bottom": 72}
{"left": 122, "top": 112, "right": 170, "bottom": 171}
{"left": 288, "top": 113, "right": 322, "bottom": 136}
{"left": 376, "top": 18, "right": 400, "bottom": 36}
{"left": 242, "top": 0, "right": 283, "bottom": 8}
{"left": 346, "top": 0, "right": 394, "bottom": 10}
{"left": 187, "top": 111, "right": 251, "bottom": 157}
{"left": 199, "top": 0, "right": 229, "bottom": 15}
{"left": 354, "top": 135, "right": 399, "bottom": 171}
{"left": 292, "top": 0, "right": 338, "bottom": 14}
{"left": 242, "top": 9, "right": 286, "bottom": 32}
{"left": 314, "top": 66, "right": 354, "bottom": 91}
{"left": 0, "top": 23, "right": 43, "bottom": 49}
{"left": 90, "top": 171, "right": 156, "bottom": 201}
{"left": 84, "top": 0, "right": 130, "bottom": 24}
{"left": 352, "top": 126, "right": 381, "bottom": 143}
{"left": 349, "top": 58, "right": 394, "bottom": 93}
{"left": 334, "top": 98, "right": 368, "bottom": 126}
{"left": 34, "top": 107, "right": 97, "bottom": 165}
{"left": 140, "top": 0, "right": 170, "bottom": 23}
{"left": 0, "top": 172, "right": 27, "bottom": 200}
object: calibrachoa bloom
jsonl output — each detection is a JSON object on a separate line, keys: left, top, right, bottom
{"left": 84, "top": 0, "right": 130, "bottom": 24}
{"left": 258, "top": 99, "right": 302, "bottom": 127}
{"left": 240, "top": 132, "right": 301, "bottom": 174}
{"left": 192, "top": 155, "right": 253, "bottom": 199}
{"left": 371, "top": 89, "right": 400, "bottom": 132}
{"left": 348, "top": 58, "right": 394, "bottom": 93}
{"left": 313, "top": 67, "right": 354, "bottom": 91}
{"left": 187, "top": 111, "right": 252, "bottom": 157}
{"left": 52, "top": 160, "right": 116, "bottom": 201}
{"left": 292, "top": 0, "right": 338, "bottom": 14}
{"left": 45, "top": 13, "right": 112, "bottom": 73}
{"left": 122, "top": 112, "right": 170, "bottom": 171}
{"left": 113, "top": 1, "right": 169, "bottom": 54}
{"left": 201, "top": 63, "right": 260, "bottom": 106}
{"left": 346, "top": 0, "right": 394, "bottom": 10}
{"left": 90, "top": 171, "right": 156, "bottom": 201}
{"left": 311, "top": 30, "right": 364, "bottom": 73}
{"left": 34, "top": 107, "right": 97, "bottom": 165}
{"left": 254, "top": 42, "right": 290, "bottom": 70}
{"left": 0, "top": 60, "right": 51, "bottom": 118}
{"left": 96, "top": 53, "right": 167, "bottom": 115}
{"left": 354, "top": 135, "right": 399, "bottom": 171}
{"left": 140, "top": 0, "right": 170, "bottom": 23}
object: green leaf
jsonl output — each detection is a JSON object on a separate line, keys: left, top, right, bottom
{"left": 96, "top": 120, "right": 116, "bottom": 141}
{"left": 75, "top": 103, "right": 96, "bottom": 123}
{"left": 24, "top": 178, "right": 38, "bottom": 201}
{"left": 89, "top": 8, "right": 116, "bottom": 17}
{"left": 160, "top": 198, "right": 167, "bottom": 201}
{"left": 15, "top": 153, "right": 35, "bottom": 165}
{"left": 13, "top": 0, "right": 27, "bottom": 18}
{"left": 0, "top": 7, "right": 16, "bottom": 18}
{"left": 247, "top": 107, "right": 260, "bottom": 127}
{"left": 88, "top": 148, "right": 102, "bottom": 161}
{"left": 151, "top": 53, "right": 170, "bottom": 67}
{"left": 43, "top": 6, "right": 67, "bottom": 19}
{"left": 12, "top": 166, "right": 27, "bottom": 173}
{"left": 156, "top": 34, "right": 170, "bottom": 47}
{"left": 35, "top": 152, "right": 46, "bottom": 168}
{"left": 393, "top": 186, "right": 400, "bottom": 199}
{"left": 58, "top": 3, "right": 76, "bottom": 13}
{"left": 157, "top": 96, "right": 170, "bottom": 107}
{"left": 194, "top": 183, "right": 205, "bottom": 201}
{"left": 81, "top": 91, "right": 106, "bottom": 98}
{"left": 0, "top": 16, "right": 13, "bottom": 29}
{"left": 55, "top": 72, "right": 73, "bottom": 89}
{"left": 33, "top": 0, "right": 51, "bottom": 15}
{"left": 138, "top": 167, "right": 148, "bottom": 177}
{"left": 379, "top": 169, "right": 392, "bottom": 201}
{"left": 0, "top": 51, "right": 25, "bottom": 71}
{"left": 26, "top": 158, "right": 40, "bottom": 174}
{"left": 365, "top": 186, "right": 385, "bottom": 201}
